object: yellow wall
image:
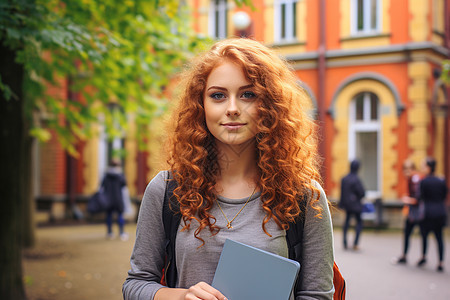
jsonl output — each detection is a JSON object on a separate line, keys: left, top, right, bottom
{"left": 433, "top": 87, "right": 446, "bottom": 176}
{"left": 331, "top": 80, "right": 399, "bottom": 200}
{"left": 409, "top": 0, "right": 429, "bottom": 42}
{"left": 125, "top": 117, "right": 138, "bottom": 196}
{"left": 407, "top": 61, "right": 430, "bottom": 165}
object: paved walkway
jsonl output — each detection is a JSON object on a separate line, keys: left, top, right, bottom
{"left": 23, "top": 224, "right": 450, "bottom": 300}
{"left": 23, "top": 223, "right": 135, "bottom": 300}
{"left": 334, "top": 228, "right": 450, "bottom": 300}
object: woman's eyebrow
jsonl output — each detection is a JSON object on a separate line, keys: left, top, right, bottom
{"left": 238, "top": 84, "right": 254, "bottom": 90}
{"left": 206, "top": 84, "right": 253, "bottom": 92}
{"left": 206, "top": 86, "right": 227, "bottom": 92}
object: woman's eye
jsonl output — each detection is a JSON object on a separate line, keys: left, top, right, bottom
{"left": 210, "top": 92, "right": 226, "bottom": 100}
{"left": 241, "top": 91, "right": 256, "bottom": 99}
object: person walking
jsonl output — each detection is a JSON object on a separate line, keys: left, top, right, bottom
{"left": 102, "top": 159, "right": 130, "bottom": 241}
{"left": 123, "top": 38, "right": 335, "bottom": 300}
{"left": 339, "top": 160, "right": 366, "bottom": 250}
{"left": 416, "top": 157, "right": 448, "bottom": 272}
{"left": 396, "top": 159, "right": 423, "bottom": 264}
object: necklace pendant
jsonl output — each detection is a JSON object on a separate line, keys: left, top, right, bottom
{"left": 226, "top": 222, "right": 233, "bottom": 229}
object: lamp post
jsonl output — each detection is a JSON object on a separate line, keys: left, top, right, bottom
{"left": 232, "top": 11, "right": 252, "bottom": 37}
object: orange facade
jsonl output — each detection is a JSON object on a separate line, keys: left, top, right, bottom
{"left": 188, "top": 0, "right": 449, "bottom": 203}
{"left": 36, "top": 0, "right": 450, "bottom": 222}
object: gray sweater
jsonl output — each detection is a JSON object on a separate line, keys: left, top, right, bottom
{"left": 123, "top": 171, "right": 334, "bottom": 299}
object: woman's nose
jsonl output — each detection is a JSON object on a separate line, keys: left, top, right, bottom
{"left": 226, "top": 97, "right": 240, "bottom": 117}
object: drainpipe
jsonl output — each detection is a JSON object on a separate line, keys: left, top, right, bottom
{"left": 445, "top": 0, "right": 450, "bottom": 203}
{"left": 318, "top": 0, "right": 327, "bottom": 180}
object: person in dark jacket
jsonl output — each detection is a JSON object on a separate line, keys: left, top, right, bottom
{"left": 102, "top": 159, "right": 129, "bottom": 241}
{"left": 417, "top": 157, "right": 448, "bottom": 272}
{"left": 339, "top": 160, "right": 366, "bottom": 250}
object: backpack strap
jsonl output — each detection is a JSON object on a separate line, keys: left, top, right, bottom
{"left": 162, "top": 171, "right": 182, "bottom": 287}
{"left": 286, "top": 194, "right": 346, "bottom": 299}
{"left": 285, "top": 195, "right": 307, "bottom": 294}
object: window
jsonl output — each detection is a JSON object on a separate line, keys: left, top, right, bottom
{"left": 354, "top": 92, "right": 378, "bottom": 121}
{"left": 274, "top": 0, "right": 297, "bottom": 43}
{"left": 352, "top": 0, "right": 380, "bottom": 35}
{"left": 98, "top": 104, "right": 126, "bottom": 181}
{"left": 209, "top": 0, "right": 228, "bottom": 39}
{"left": 349, "top": 92, "right": 380, "bottom": 195}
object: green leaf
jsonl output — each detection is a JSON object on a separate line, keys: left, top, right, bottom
{"left": 29, "top": 127, "right": 52, "bottom": 142}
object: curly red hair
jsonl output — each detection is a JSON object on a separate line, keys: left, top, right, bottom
{"left": 166, "top": 38, "right": 323, "bottom": 242}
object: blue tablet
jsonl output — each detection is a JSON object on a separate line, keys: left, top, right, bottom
{"left": 212, "top": 239, "right": 300, "bottom": 300}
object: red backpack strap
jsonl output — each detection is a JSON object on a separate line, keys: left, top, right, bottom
{"left": 333, "top": 261, "right": 346, "bottom": 300}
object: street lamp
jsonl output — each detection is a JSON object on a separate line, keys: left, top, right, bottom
{"left": 232, "top": 11, "right": 252, "bottom": 37}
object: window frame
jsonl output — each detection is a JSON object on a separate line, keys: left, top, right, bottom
{"left": 350, "top": 0, "right": 382, "bottom": 36}
{"left": 274, "top": 0, "right": 298, "bottom": 44}
{"left": 209, "top": 0, "right": 228, "bottom": 40}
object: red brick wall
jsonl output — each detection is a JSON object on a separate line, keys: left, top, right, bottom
{"left": 39, "top": 75, "right": 68, "bottom": 196}
{"left": 39, "top": 130, "right": 67, "bottom": 195}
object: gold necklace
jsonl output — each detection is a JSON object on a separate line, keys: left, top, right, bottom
{"left": 216, "top": 187, "right": 257, "bottom": 229}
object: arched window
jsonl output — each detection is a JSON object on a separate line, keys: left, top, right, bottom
{"left": 349, "top": 92, "right": 380, "bottom": 197}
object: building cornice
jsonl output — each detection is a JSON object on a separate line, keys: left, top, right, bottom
{"left": 282, "top": 41, "right": 450, "bottom": 63}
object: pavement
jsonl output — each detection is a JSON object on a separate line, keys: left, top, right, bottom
{"left": 23, "top": 223, "right": 450, "bottom": 300}
{"left": 334, "top": 228, "right": 450, "bottom": 300}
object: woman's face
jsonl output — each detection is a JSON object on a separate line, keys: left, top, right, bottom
{"left": 203, "top": 61, "right": 259, "bottom": 148}
{"left": 421, "top": 160, "right": 431, "bottom": 175}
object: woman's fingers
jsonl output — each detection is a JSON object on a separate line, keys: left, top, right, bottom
{"left": 185, "top": 281, "right": 227, "bottom": 300}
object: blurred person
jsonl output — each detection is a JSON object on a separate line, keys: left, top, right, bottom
{"left": 102, "top": 158, "right": 131, "bottom": 241}
{"left": 123, "top": 38, "right": 335, "bottom": 300}
{"left": 339, "top": 160, "right": 366, "bottom": 250}
{"left": 396, "top": 159, "right": 423, "bottom": 264}
{"left": 417, "top": 157, "right": 448, "bottom": 272}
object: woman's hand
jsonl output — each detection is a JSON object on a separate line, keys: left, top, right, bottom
{"left": 155, "top": 282, "right": 227, "bottom": 300}
{"left": 185, "top": 281, "right": 227, "bottom": 300}
{"left": 401, "top": 196, "right": 417, "bottom": 205}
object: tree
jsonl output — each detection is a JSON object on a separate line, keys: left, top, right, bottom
{"left": 0, "top": 0, "right": 253, "bottom": 298}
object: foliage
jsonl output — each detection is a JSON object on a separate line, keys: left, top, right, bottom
{"left": 441, "top": 60, "right": 450, "bottom": 85}
{"left": 0, "top": 0, "right": 215, "bottom": 155}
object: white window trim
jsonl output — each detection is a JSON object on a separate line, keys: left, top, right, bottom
{"left": 274, "top": 0, "right": 298, "bottom": 44}
{"left": 209, "top": 0, "right": 228, "bottom": 39}
{"left": 350, "top": 0, "right": 382, "bottom": 36}
{"left": 348, "top": 92, "right": 381, "bottom": 196}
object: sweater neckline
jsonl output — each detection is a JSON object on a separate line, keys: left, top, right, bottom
{"left": 216, "top": 191, "right": 261, "bottom": 204}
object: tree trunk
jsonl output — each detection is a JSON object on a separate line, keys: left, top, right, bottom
{"left": 22, "top": 129, "right": 35, "bottom": 248}
{"left": 0, "top": 43, "right": 27, "bottom": 299}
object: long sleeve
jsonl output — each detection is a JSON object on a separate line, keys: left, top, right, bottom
{"left": 122, "top": 171, "right": 168, "bottom": 300}
{"left": 355, "top": 178, "right": 365, "bottom": 201}
{"left": 296, "top": 182, "right": 335, "bottom": 300}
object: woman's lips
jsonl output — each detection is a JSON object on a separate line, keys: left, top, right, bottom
{"left": 222, "top": 123, "right": 245, "bottom": 130}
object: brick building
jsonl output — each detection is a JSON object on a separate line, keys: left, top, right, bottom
{"left": 36, "top": 0, "right": 450, "bottom": 226}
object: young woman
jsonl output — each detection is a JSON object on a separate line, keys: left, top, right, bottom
{"left": 123, "top": 38, "right": 335, "bottom": 300}
{"left": 396, "top": 159, "right": 423, "bottom": 264}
